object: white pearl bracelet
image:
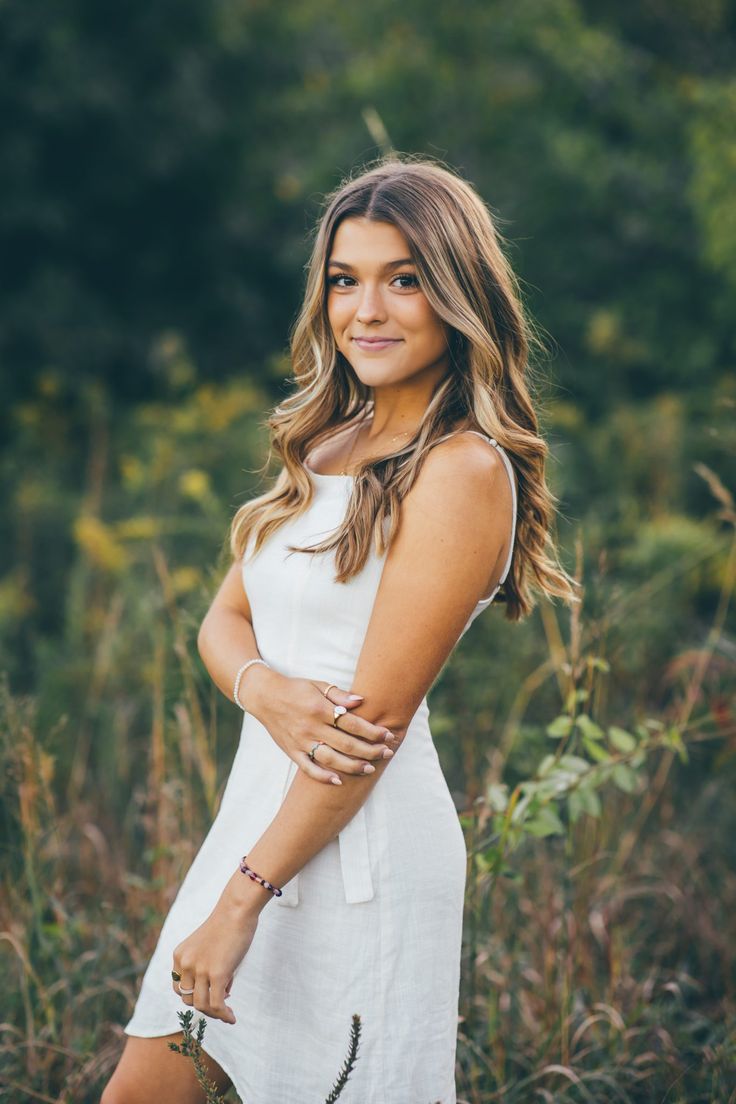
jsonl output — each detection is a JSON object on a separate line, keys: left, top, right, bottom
{"left": 233, "top": 658, "right": 271, "bottom": 711}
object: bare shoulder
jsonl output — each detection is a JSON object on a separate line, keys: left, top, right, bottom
{"left": 402, "top": 429, "right": 513, "bottom": 525}
{"left": 383, "top": 429, "right": 514, "bottom": 599}
{"left": 350, "top": 429, "right": 516, "bottom": 734}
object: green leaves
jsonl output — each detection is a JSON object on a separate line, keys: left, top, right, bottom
{"left": 471, "top": 710, "right": 675, "bottom": 878}
{"left": 576, "top": 714, "right": 605, "bottom": 742}
{"left": 569, "top": 785, "right": 602, "bottom": 822}
{"left": 547, "top": 711, "right": 642, "bottom": 759}
{"left": 611, "top": 763, "right": 639, "bottom": 793}
{"left": 608, "top": 726, "right": 636, "bottom": 753}
{"left": 547, "top": 714, "right": 574, "bottom": 739}
{"left": 664, "top": 725, "right": 689, "bottom": 763}
{"left": 525, "top": 805, "right": 566, "bottom": 838}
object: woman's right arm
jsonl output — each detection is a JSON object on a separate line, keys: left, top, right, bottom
{"left": 197, "top": 560, "right": 396, "bottom": 782}
{"left": 196, "top": 559, "right": 274, "bottom": 712}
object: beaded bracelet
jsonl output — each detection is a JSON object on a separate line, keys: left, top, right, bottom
{"left": 233, "top": 657, "right": 271, "bottom": 711}
{"left": 239, "top": 855, "right": 283, "bottom": 897}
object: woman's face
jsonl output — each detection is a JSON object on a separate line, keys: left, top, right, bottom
{"left": 326, "top": 216, "right": 452, "bottom": 391}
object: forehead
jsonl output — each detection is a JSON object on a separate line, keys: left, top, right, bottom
{"left": 328, "top": 217, "right": 412, "bottom": 265}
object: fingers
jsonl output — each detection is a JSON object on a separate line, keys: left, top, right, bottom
{"left": 321, "top": 685, "right": 398, "bottom": 748}
{"left": 332, "top": 726, "right": 397, "bottom": 762}
{"left": 194, "top": 973, "right": 210, "bottom": 1016}
{"left": 328, "top": 711, "right": 398, "bottom": 760}
{"left": 206, "top": 976, "right": 237, "bottom": 1025}
{"left": 174, "top": 972, "right": 195, "bottom": 1005}
{"left": 311, "top": 743, "right": 385, "bottom": 777}
{"left": 297, "top": 682, "right": 400, "bottom": 785}
{"left": 299, "top": 749, "right": 344, "bottom": 785}
{"left": 173, "top": 970, "right": 236, "bottom": 1024}
{"left": 321, "top": 682, "right": 364, "bottom": 708}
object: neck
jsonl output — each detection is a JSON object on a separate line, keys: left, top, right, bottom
{"left": 366, "top": 388, "right": 438, "bottom": 441}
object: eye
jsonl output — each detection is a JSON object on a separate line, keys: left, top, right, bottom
{"left": 392, "top": 274, "right": 419, "bottom": 289}
{"left": 327, "top": 273, "right": 420, "bottom": 289}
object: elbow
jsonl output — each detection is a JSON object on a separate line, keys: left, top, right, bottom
{"left": 367, "top": 712, "right": 410, "bottom": 748}
{"left": 362, "top": 700, "right": 433, "bottom": 748}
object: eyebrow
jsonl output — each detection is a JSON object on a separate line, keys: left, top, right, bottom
{"left": 326, "top": 257, "right": 415, "bottom": 271}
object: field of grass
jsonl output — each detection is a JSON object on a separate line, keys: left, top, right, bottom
{"left": 2, "top": 456, "right": 734, "bottom": 1100}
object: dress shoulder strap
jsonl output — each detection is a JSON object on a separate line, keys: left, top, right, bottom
{"left": 454, "top": 429, "right": 518, "bottom": 586}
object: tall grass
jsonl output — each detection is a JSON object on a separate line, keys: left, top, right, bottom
{"left": 2, "top": 385, "right": 735, "bottom": 1101}
{"left": 2, "top": 539, "right": 734, "bottom": 1101}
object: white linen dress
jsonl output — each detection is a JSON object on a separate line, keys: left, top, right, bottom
{"left": 124, "top": 430, "right": 517, "bottom": 1104}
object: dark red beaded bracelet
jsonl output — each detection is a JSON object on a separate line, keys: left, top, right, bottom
{"left": 238, "top": 855, "right": 283, "bottom": 897}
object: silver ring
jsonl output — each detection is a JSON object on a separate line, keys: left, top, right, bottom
{"left": 178, "top": 985, "right": 196, "bottom": 996}
{"left": 333, "top": 704, "right": 347, "bottom": 728}
{"left": 308, "top": 741, "right": 326, "bottom": 762}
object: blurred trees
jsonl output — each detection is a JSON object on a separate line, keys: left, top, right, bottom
{"left": 1, "top": 0, "right": 734, "bottom": 680}
{"left": 1, "top": 0, "right": 734, "bottom": 423}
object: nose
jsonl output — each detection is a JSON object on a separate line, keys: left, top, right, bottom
{"left": 355, "top": 282, "right": 387, "bottom": 325}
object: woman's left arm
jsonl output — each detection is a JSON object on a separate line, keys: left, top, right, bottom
{"left": 174, "top": 436, "right": 514, "bottom": 1022}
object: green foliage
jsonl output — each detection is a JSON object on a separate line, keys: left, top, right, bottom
{"left": 688, "top": 77, "right": 736, "bottom": 288}
{"left": 170, "top": 1010, "right": 439, "bottom": 1104}
{"left": 168, "top": 1011, "right": 228, "bottom": 1103}
{"left": 1, "top": 0, "right": 735, "bottom": 427}
{"left": 1, "top": 2, "right": 736, "bottom": 1101}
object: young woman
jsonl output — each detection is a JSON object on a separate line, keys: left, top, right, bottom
{"left": 103, "top": 155, "right": 577, "bottom": 1103}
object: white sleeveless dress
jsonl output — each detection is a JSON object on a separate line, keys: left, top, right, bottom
{"left": 124, "top": 431, "right": 517, "bottom": 1104}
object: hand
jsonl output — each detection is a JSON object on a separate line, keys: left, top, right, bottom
{"left": 171, "top": 885, "right": 260, "bottom": 1025}
{"left": 241, "top": 666, "right": 399, "bottom": 784}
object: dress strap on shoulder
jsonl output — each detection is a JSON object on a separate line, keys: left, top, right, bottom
{"left": 458, "top": 430, "right": 518, "bottom": 587}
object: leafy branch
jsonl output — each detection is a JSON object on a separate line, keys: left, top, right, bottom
{"left": 169, "top": 1008, "right": 366, "bottom": 1102}
{"left": 168, "top": 1010, "right": 227, "bottom": 1103}
{"left": 471, "top": 708, "right": 689, "bottom": 880}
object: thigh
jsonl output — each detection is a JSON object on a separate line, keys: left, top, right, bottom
{"left": 102, "top": 1031, "right": 232, "bottom": 1104}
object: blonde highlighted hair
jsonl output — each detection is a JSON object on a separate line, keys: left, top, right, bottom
{"left": 230, "top": 153, "right": 580, "bottom": 621}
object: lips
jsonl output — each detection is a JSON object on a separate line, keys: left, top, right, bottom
{"left": 352, "top": 338, "right": 401, "bottom": 350}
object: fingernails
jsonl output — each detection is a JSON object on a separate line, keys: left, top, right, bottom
{"left": 362, "top": 763, "right": 375, "bottom": 774}
{"left": 331, "top": 776, "right": 342, "bottom": 785}
{"left": 348, "top": 694, "right": 364, "bottom": 701}
{"left": 382, "top": 747, "right": 394, "bottom": 758}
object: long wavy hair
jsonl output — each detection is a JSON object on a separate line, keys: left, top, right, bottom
{"left": 229, "top": 153, "right": 580, "bottom": 621}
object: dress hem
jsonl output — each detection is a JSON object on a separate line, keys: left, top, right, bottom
{"left": 124, "top": 1019, "right": 245, "bottom": 1104}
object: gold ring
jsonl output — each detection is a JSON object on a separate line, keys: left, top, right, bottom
{"left": 323, "top": 683, "right": 338, "bottom": 699}
{"left": 333, "top": 704, "right": 347, "bottom": 728}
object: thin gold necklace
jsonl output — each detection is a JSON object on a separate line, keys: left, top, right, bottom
{"left": 339, "top": 421, "right": 415, "bottom": 476}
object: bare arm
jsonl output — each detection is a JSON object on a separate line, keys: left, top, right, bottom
{"left": 197, "top": 558, "right": 396, "bottom": 783}
{"left": 197, "top": 579, "right": 271, "bottom": 713}
{"left": 222, "top": 435, "right": 514, "bottom": 917}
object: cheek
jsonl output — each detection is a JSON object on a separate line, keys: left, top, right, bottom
{"left": 409, "top": 303, "right": 448, "bottom": 348}
{"left": 327, "top": 295, "right": 350, "bottom": 334}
